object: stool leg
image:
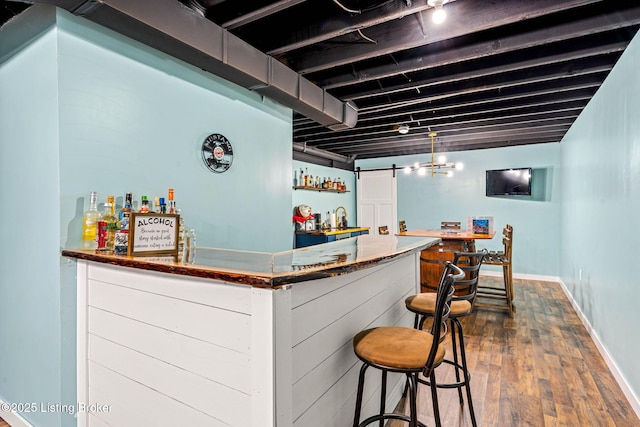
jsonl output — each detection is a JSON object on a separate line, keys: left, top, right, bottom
{"left": 454, "top": 317, "right": 477, "bottom": 427}
{"left": 379, "top": 370, "right": 387, "bottom": 427}
{"left": 407, "top": 373, "right": 419, "bottom": 427}
{"left": 450, "top": 319, "right": 464, "bottom": 405}
{"left": 353, "top": 364, "right": 368, "bottom": 427}
{"left": 429, "top": 371, "right": 442, "bottom": 427}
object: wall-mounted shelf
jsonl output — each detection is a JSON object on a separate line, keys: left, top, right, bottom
{"left": 292, "top": 186, "right": 349, "bottom": 193}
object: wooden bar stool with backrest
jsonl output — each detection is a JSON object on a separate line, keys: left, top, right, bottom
{"left": 352, "top": 262, "right": 463, "bottom": 427}
{"left": 476, "top": 225, "right": 515, "bottom": 317}
{"left": 404, "top": 250, "right": 487, "bottom": 427}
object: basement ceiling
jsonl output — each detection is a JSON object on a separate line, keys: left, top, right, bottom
{"left": 2, "top": 0, "right": 640, "bottom": 166}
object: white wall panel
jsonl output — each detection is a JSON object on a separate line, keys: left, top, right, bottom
{"left": 87, "top": 263, "right": 251, "bottom": 313}
{"left": 89, "top": 335, "right": 250, "bottom": 426}
{"left": 89, "top": 362, "right": 229, "bottom": 427}
{"left": 88, "top": 279, "right": 250, "bottom": 352}
{"left": 89, "top": 307, "right": 251, "bottom": 393}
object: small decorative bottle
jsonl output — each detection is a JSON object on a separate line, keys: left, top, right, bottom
{"left": 139, "top": 195, "right": 150, "bottom": 213}
{"left": 96, "top": 195, "right": 118, "bottom": 254}
{"left": 168, "top": 188, "right": 176, "bottom": 214}
{"left": 81, "top": 191, "right": 100, "bottom": 250}
{"left": 114, "top": 192, "right": 133, "bottom": 255}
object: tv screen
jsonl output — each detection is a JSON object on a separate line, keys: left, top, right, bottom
{"left": 486, "top": 168, "right": 532, "bottom": 196}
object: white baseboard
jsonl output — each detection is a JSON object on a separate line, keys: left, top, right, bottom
{"left": 480, "top": 270, "right": 560, "bottom": 282}
{"left": 0, "top": 397, "right": 34, "bottom": 427}
{"left": 556, "top": 279, "right": 640, "bottom": 421}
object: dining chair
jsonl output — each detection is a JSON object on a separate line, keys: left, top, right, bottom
{"left": 476, "top": 224, "right": 515, "bottom": 317}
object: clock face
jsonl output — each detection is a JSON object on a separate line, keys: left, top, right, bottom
{"left": 202, "top": 133, "right": 233, "bottom": 173}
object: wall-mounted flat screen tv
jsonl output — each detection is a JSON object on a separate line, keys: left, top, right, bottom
{"left": 486, "top": 168, "right": 532, "bottom": 196}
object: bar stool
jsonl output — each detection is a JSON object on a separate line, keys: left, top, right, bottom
{"left": 476, "top": 224, "right": 515, "bottom": 317}
{"left": 352, "top": 262, "right": 463, "bottom": 427}
{"left": 404, "top": 250, "right": 487, "bottom": 427}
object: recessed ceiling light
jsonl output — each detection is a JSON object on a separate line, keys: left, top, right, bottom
{"left": 397, "top": 124, "right": 410, "bottom": 134}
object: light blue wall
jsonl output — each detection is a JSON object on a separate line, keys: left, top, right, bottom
{"left": 1, "top": 5, "right": 295, "bottom": 426}
{"left": 355, "top": 143, "right": 562, "bottom": 276}
{"left": 560, "top": 30, "right": 640, "bottom": 401}
{"left": 0, "top": 24, "right": 65, "bottom": 427}
{"left": 55, "top": 10, "right": 293, "bottom": 254}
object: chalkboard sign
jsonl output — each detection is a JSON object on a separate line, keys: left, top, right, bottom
{"left": 129, "top": 213, "right": 180, "bottom": 257}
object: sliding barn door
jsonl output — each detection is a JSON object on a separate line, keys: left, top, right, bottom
{"left": 356, "top": 169, "right": 397, "bottom": 235}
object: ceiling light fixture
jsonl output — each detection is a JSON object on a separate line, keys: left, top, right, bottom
{"left": 397, "top": 124, "right": 410, "bottom": 134}
{"left": 356, "top": 131, "right": 463, "bottom": 178}
{"left": 427, "top": 0, "right": 449, "bottom": 24}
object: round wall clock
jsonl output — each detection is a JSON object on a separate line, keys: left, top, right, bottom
{"left": 201, "top": 133, "right": 234, "bottom": 173}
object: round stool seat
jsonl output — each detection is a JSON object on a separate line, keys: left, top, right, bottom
{"left": 406, "top": 293, "right": 472, "bottom": 317}
{"left": 353, "top": 326, "right": 445, "bottom": 369}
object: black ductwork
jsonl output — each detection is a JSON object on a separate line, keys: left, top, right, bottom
{"left": 24, "top": 0, "right": 358, "bottom": 130}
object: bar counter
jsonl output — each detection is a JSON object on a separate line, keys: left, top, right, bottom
{"left": 62, "top": 234, "right": 434, "bottom": 288}
{"left": 64, "top": 235, "right": 440, "bottom": 427}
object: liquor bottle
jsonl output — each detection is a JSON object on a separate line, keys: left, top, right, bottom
{"left": 81, "top": 191, "right": 100, "bottom": 249}
{"left": 139, "top": 195, "right": 150, "bottom": 213}
{"left": 168, "top": 188, "right": 176, "bottom": 214}
{"left": 159, "top": 197, "right": 167, "bottom": 214}
{"left": 114, "top": 192, "right": 133, "bottom": 255}
{"left": 299, "top": 169, "right": 304, "bottom": 187}
{"left": 154, "top": 196, "right": 161, "bottom": 213}
{"left": 118, "top": 192, "right": 134, "bottom": 221}
{"left": 304, "top": 168, "right": 309, "bottom": 187}
{"left": 96, "top": 196, "right": 118, "bottom": 254}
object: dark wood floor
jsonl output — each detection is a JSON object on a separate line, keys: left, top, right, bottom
{"left": 390, "top": 277, "right": 640, "bottom": 427}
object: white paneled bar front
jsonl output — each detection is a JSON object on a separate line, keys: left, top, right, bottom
{"left": 71, "top": 235, "right": 437, "bottom": 426}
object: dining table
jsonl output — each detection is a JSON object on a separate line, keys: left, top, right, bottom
{"left": 397, "top": 229, "right": 495, "bottom": 292}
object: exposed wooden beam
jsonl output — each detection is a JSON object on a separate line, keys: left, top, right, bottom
{"left": 287, "top": 0, "right": 603, "bottom": 74}
{"left": 315, "top": 6, "right": 640, "bottom": 88}
{"left": 341, "top": 42, "right": 626, "bottom": 102}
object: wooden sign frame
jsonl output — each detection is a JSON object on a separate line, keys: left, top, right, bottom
{"left": 128, "top": 213, "right": 181, "bottom": 257}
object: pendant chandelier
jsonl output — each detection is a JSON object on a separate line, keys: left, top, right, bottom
{"left": 402, "top": 132, "right": 463, "bottom": 177}
{"left": 355, "top": 132, "right": 463, "bottom": 178}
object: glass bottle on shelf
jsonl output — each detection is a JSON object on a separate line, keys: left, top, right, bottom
{"left": 299, "top": 169, "right": 304, "bottom": 187}
{"left": 154, "top": 196, "right": 161, "bottom": 213}
{"left": 81, "top": 191, "right": 100, "bottom": 250}
{"left": 96, "top": 195, "right": 118, "bottom": 254}
{"left": 159, "top": 197, "right": 167, "bottom": 214}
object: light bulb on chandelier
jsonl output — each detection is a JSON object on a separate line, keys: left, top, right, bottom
{"left": 356, "top": 130, "right": 463, "bottom": 177}
{"left": 405, "top": 131, "right": 461, "bottom": 177}
{"left": 428, "top": 0, "right": 449, "bottom": 24}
